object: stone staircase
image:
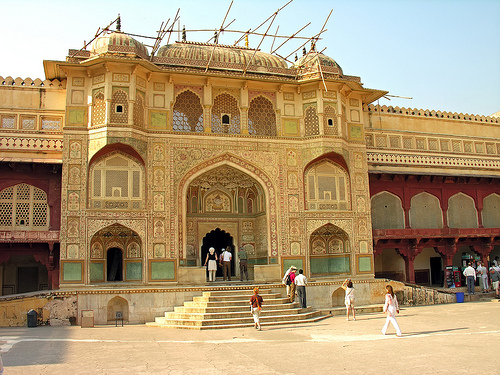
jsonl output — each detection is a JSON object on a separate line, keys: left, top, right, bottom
{"left": 147, "top": 288, "right": 325, "bottom": 329}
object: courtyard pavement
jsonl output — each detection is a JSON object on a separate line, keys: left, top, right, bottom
{"left": 0, "top": 299, "right": 498, "bottom": 374}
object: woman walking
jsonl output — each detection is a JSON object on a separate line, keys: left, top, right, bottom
{"left": 203, "top": 247, "right": 218, "bottom": 282}
{"left": 381, "top": 285, "right": 402, "bottom": 337}
{"left": 250, "top": 287, "right": 263, "bottom": 330}
{"left": 341, "top": 278, "right": 356, "bottom": 321}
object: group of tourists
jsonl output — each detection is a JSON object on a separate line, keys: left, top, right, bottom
{"left": 203, "top": 245, "right": 249, "bottom": 282}
{"left": 207, "top": 250, "right": 500, "bottom": 335}
{"left": 462, "top": 257, "right": 500, "bottom": 298}
{"left": 282, "top": 266, "right": 308, "bottom": 308}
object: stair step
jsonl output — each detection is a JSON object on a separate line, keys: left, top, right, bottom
{"left": 147, "top": 286, "right": 322, "bottom": 330}
{"left": 147, "top": 314, "right": 327, "bottom": 330}
{"left": 193, "top": 293, "right": 282, "bottom": 303}
{"left": 202, "top": 289, "right": 272, "bottom": 297}
{"left": 165, "top": 307, "right": 310, "bottom": 320}
{"left": 174, "top": 302, "right": 300, "bottom": 313}
{"left": 154, "top": 310, "right": 322, "bottom": 327}
{"left": 189, "top": 297, "right": 291, "bottom": 305}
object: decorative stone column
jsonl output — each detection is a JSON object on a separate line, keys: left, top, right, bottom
{"left": 240, "top": 107, "right": 249, "bottom": 135}
{"left": 203, "top": 105, "right": 212, "bottom": 133}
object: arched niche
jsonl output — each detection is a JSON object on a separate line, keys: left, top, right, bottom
{"left": 448, "top": 193, "right": 478, "bottom": 228}
{"left": 371, "top": 191, "right": 405, "bottom": 229}
{"left": 309, "top": 223, "right": 350, "bottom": 276}
{"left": 409, "top": 192, "right": 443, "bottom": 229}
{"left": 107, "top": 296, "right": 129, "bottom": 322}
{"left": 482, "top": 193, "right": 500, "bottom": 228}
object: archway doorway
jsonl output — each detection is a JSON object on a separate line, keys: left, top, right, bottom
{"left": 90, "top": 224, "right": 142, "bottom": 283}
{"left": 201, "top": 228, "right": 234, "bottom": 278}
{"left": 309, "top": 223, "right": 351, "bottom": 277}
{"left": 107, "top": 248, "right": 123, "bottom": 281}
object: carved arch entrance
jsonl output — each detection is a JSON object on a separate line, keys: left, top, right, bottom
{"left": 89, "top": 224, "right": 142, "bottom": 283}
{"left": 180, "top": 154, "right": 277, "bottom": 263}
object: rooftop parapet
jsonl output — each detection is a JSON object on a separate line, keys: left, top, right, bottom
{"left": 0, "top": 76, "right": 66, "bottom": 88}
{"left": 366, "top": 104, "right": 499, "bottom": 124}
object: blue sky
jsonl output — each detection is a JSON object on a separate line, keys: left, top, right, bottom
{"left": 1, "top": 0, "right": 499, "bottom": 116}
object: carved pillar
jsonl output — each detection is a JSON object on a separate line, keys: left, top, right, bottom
{"left": 441, "top": 201, "right": 449, "bottom": 229}
{"left": 400, "top": 240, "right": 423, "bottom": 284}
{"left": 241, "top": 107, "right": 249, "bottom": 135}
{"left": 203, "top": 105, "right": 212, "bottom": 133}
{"left": 402, "top": 188, "right": 411, "bottom": 229}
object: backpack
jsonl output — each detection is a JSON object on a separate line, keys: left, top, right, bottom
{"left": 285, "top": 273, "right": 292, "bottom": 286}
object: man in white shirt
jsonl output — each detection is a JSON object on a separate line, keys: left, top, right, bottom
{"left": 221, "top": 246, "right": 232, "bottom": 281}
{"left": 294, "top": 269, "right": 308, "bottom": 308}
{"left": 463, "top": 262, "right": 476, "bottom": 295}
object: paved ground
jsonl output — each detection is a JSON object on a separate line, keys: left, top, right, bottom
{"left": 0, "top": 300, "right": 499, "bottom": 374}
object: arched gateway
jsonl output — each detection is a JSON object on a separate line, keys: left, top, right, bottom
{"left": 184, "top": 163, "right": 270, "bottom": 280}
{"left": 89, "top": 224, "right": 142, "bottom": 283}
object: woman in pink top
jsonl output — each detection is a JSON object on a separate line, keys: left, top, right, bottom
{"left": 381, "top": 285, "right": 402, "bottom": 337}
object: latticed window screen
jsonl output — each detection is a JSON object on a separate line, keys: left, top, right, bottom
{"left": 110, "top": 89, "right": 129, "bottom": 124}
{"left": 173, "top": 90, "right": 204, "bottom": 132}
{"left": 304, "top": 106, "right": 320, "bottom": 136}
{"left": 134, "top": 91, "right": 145, "bottom": 127}
{"left": 90, "top": 153, "right": 144, "bottom": 210}
{"left": 323, "top": 106, "right": 338, "bottom": 135}
{"left": 211, "top": 93, "right": 241, "bottom": 134}
{"left": 248, "top": 96, "right": 276, "bottom": 136}
{"left": 306, "top": 161, "right": 349, "bottom": 211}
{"left": 0, "top": 184, "right": 49, "bottom": 230}
{"left": 92, "top": 91, "right": 106, "bottom": 126}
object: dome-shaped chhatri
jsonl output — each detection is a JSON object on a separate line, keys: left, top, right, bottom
{"left": 90, "top": 31, "right": 149, "bottom": 59}
{"left": 155, "top": 41, "right": 290, "bottom": 75}
{"left": 293, "top": 50, "right": 343, "bottom": 77}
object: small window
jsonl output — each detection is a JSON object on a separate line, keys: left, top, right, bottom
{"left": 327, "top": 118, "right": 334, "bottom": 127}
{"left": 222, "top": 114, "right": 230, "bottom": 124}
{"left": 116, "top": 105, "right": 123, "bottom": 113}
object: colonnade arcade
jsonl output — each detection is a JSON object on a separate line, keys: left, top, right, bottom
{"left": 370, "top": 174, "right": 500, "bottom": 285}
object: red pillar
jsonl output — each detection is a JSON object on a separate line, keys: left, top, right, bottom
{"left": 404, "top": 255, "right": 416, "bottom": 284}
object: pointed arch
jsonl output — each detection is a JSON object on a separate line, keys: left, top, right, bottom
{"left": 92, "top": 90, "right": 105, "bottom": 126}
{"left": 180, "top": 153, "right": 278, "bottom": 258}
{"left": 110, "top": 89, "right": 128, "bottom": 124}
{"left": 211, "top": 92, "right": 240, "bottom": 134}
{"left": 482, "top": 193, "right": 500, "bottom": 228}
{"left": 409, "top": 192, "right": 443, "bottom": 229}
{"left": 309, "top": 223, "right": 351, "bottom": 276}
{"left": 371, "top": 191, "right": 405, "bottom": 229}
{"left": 173, "top": 90, "right": 204, "bottom": 132}
{"left": 448, "top": 192, "right": 478, "bottom": 228}
{"left": 304, "top": 105, "right": 319, "bottom": 136}
{"left": 0, "top": 183, "right": 49, "bottom": 230}
{"left": 88, "top": 149, "right": 145, "bottom": 210}
{"left": 248, "top": 96, "right": 276, "bottom": 136}
{"left": 304, "top": 156, "right": 350, "bottom": 211}
{"left": 323, "top": 105, "right": 338, "bottom": 135}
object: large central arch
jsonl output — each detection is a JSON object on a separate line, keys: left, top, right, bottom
{"left": 179, "top": 153, "right": 277, "bottom": 261}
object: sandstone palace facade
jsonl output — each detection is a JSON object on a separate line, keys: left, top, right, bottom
{"left": 0, "top": 26, "right": 499, "bottom": 298}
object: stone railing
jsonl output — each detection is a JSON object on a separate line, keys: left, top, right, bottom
{"left": 0, "top": 76, "right": 66, "bottom": 88}
{"left": 366, "top": 104, "right": 499, "bottom": 124}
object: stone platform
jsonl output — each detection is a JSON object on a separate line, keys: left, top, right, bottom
{"left": 147, "top": 288, "right": 324, "bottom": 329}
